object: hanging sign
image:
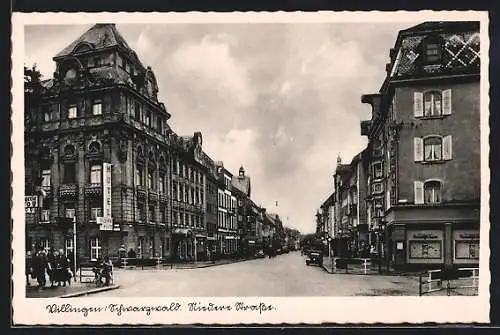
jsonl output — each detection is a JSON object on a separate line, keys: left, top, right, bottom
{"left": 99, "top": 163, "right": 113, "bottom": 231}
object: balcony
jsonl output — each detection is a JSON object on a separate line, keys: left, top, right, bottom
{"left": 85, "top": 183, "right": 103, "bottom": 197}
{"left": 159, "top": 193, "right": 169, "bottom": 203}
{"left": 59, "top": 184, "right": 78, "bottom": 199}
{"left": 148, "top": 190, "right": 158, "bottom": 202}
{"left": 136, "top": 186, "right": 146, "bottom": 199}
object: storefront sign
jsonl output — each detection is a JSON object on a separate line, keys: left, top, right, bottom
{"left": 25, "top": 195, "right": 40, "bottom": 213}
{"left": 411, "top": 232, "right": 440, "bottom": 239}
{"left": 454, "top": 230, "right": 480, "bottom": 240}
{"left": 97, "top": 217, "right": 113, "bottom": 231}
{"left": 100, "top": 163, "right": 113, "bottom": 231}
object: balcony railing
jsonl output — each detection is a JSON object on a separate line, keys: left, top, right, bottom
{"left": 136, "top": 186, "right": 146, "bottom": 199}
{"left": 148, "top": 190, "right": 158, "bottom": 202}
{"left": 59, "top": 184, "right": 78, "bottom": 199}
{"left": 85, "top": 183, "right": 103, "bottom": 196}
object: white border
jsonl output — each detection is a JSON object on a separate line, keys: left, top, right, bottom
{"left": 12, "top": 11, "right": 490, "bottom": 325}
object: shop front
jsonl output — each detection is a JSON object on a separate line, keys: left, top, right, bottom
{"left": 453, "top": 229, "right": 480, "bottom": 266}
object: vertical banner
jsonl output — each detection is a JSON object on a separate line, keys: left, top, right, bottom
{"left": 99, "top": 162, "right": 113, "bottom": 231}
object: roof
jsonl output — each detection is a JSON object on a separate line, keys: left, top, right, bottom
{"left": 231, "top": 175, "right": 251, "bottom": 197}
{"left": 400, "top": 21, "right": 480, "bottom": 36}
{"left": 54, "top": 23, "right": 133, "bottom": 59}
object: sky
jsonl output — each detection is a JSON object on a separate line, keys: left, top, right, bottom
{"left": 24, "top": 21, "right": 418, "bottom": 234}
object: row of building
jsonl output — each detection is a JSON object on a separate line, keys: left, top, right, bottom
{"left": 24, "top": 23, "right": 296, "bottom": 263}
{"left": 316, "top": 21, "right": 481, "bottom": 271}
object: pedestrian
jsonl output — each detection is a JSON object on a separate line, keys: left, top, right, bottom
{"left": 67, "top": 250, "right": 75, "bottom": 278}
{"left": 33, "top": 247, "right": 48, "bottom": 290}
{"left": 57, "top": 249, "right": 72, "bottom": 286}
{"left": 25, "top": 250, "right": 32, "bottom": 286}
{"left": 101, "top": 256, "right": 113, "bottom": 286}
{"left": 46, "top": 248, "right": 56, "bottom": 288}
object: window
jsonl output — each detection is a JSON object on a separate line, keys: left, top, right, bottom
{"left": 90, "top": 238, "right": 102, "bottom": 261}
{"left": 44, "top": 110, "right": 51, "bottom": 122}
{"left": 157, "top": 118, "right": 162, "bottom": 133}
{"left": 414, "top": 135, "right": 452, "bottom": 162}
{"left": 410, "top": 241, "right": 442, "bottom": 259}
{"left": 159, "top": 175, "right": 165, "bottom": 194}
{"left": 149, "top": 205, "right": 155, "bottom": 223}
{"left": 424, "top": 137, "right": 442, "bottom": 161}
{"left": 455, "top": 241, "right": 480, "bottom": 259}
{"left": 40, "top": 209, "right": 50, "bottom": 222}
{"left": 160, "top": 206, "right": 166, "bottom": 223}
{"left": 68, "top": 105, "right": 78, "bottom": 119}
{"left": 90, "top": 207, "right": 103, "bottom": 220}
{"left": 41, "top": 239, "right": 51, "bottom": 253}
{"left": 65, "top": 206, "right": 76, "bottom": 219}
{"left": 63, "top": 163, "right": 76, "bottom": 184}
{"left": 90, "top": 164, "right": 102, "bottom": 184}
{"left": 180, "top": 212, "right": 185, "bottom": 226}
{"left": 94, "top": 57, "right": 102, "bottom": 67}
{"left": 41, "top": 169, "right": 51, "bottom": 187}
{"left": 373, "top": 162, "right": 383, "bottom": 179}
{"left": 136, "top": 167, "right": 143, "bottom": 186}
{"left": 92, "top": 99, "right": 103, "bottom": 115}
{"left": 424, "top": 181, "right": 441, "bottom": 204}
{"left": 145, "top": 111, "right": 151, "bottom": 126}
{"left": 147, "top": 171, "right": 154, "bottom": 190}
{"left": 134, "top": 102, "right": 141, "bottom": 120}
{"left": 65, "top": 239, "right": 74, "bottom": 257}
{"left": 138, "top": 202, "right": 146, "bottom": 222}
{"left": 172, "top": 183, "right": 178, "bottom": 201}
{"left": 414, "top": 90, "right": 452, "bottom": 117}
{"left": 424, "top": 92, "right": 442, "bottom": 117}
{"left": 424, "top": 41, "right": 442, "bottom": 64}
{"left": 372, "top": 182, "right": 383, "bottom": 194}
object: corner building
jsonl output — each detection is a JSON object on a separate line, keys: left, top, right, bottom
{"left": 25, "top": 24, "right": 212, "bottom": 262}
{"left": 361, "top": 22, "right": 481, "bottom": 271}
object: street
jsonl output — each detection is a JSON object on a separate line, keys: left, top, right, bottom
{"left": 89, "top": 251, "right": 422, "bottom": 297}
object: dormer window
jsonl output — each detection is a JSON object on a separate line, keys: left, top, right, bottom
{"left": 421, "top": 36, "right": 443, "bottom": 65}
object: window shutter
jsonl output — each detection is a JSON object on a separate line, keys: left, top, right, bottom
{"left": 414, "top": 181, "right": 424, "bottom": 204}
{"left": 414, "top": 137, "right": 423, "bottom": 162}
{"left": 443, "top": 135, "right": 453, "bottom": 160}
{"left": 413, "top": 92, "right": 424, "bottom": 117}
{"left": 442, "top": 89, "right": 452, "bottom": 115}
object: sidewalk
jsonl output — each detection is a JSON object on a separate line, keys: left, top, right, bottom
{"left": 121, "top": 258, "right": 251, "bottom": 270}
{"left": 26, "top": 276, "right": 120, "bottom": 298}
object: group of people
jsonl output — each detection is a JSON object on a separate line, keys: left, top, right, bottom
{"left": 92, "top": 256, "right": 113, "bottom": 286}
{"left": 26, "top": 247, "right": 74, "bottom": 290}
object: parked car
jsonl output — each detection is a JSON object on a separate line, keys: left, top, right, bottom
{"left": 255, "top": 250, "right": 265, "bottom": 259}
{"left": 305, "top": 248, "right": 323, "bottom": 266}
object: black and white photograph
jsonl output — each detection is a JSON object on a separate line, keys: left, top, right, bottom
{"left": 12, "top": 11, "right": 490, "bottom": 325}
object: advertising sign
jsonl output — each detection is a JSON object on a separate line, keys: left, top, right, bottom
{"left": 99, "top": 163, "right": 113, "bottom": 231}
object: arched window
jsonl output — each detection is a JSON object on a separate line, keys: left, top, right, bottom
{"left": 424, "top": 137, "right": 442, "bottom": 162}
{"left": 423, "top": 91, "right": 442, "bottom": 116}
{"left": 64, "top": 144, "right": 76, "bottom": 157}
{"left": 88, "top": 141, "right": 101, "bottom": 154}
{"left": 424, "top": 181, "right": 441, "bottom": 204}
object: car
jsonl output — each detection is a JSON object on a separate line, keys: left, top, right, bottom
{"left": 305, "top": 249, "right": 323, "bottom": 266}
{"left": 255, "top": 250, "right": 265, "bottom": 258}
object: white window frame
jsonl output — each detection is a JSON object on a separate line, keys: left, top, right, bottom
{"left": 90, "top": 237, "right": 102, "bottom": 261}
{"left": 41, "top": 239, "right": 51, "bottom": 253}
{"left": 40, "top": 209, "right": 50, "bottom": 222}
{"left": 159, "top": 175, "right": 165, "bottom": 194}
{"left": 424, "top": 180, "right": 442, "bottom": 204}
{"left": 68, "top": 105, "right": 78, "bottom": 119}
{"left": 90, "top": 207, "right": 103, "bottom": 221}
{"left": 41, "top": 169, "right": 51, "bottom": 187}
{"left": 65, "top": 208, "right": 76, "bottom": 219}
{"left": 424, "top": 91, "right": 443, "bottom": 117}
{"left": 65, "top": 239, "right": 74, "bottom": 257}
{"left": 92, "top": 100, "right": 103, "bottom": 115}
{"left": 90, "top": 164, "right": 102, "bottom": 184}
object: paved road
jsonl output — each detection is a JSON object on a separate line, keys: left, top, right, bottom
{"left": 90, "top": 252, "right": 422, "bottom": 297}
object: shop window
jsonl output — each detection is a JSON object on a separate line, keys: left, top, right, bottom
{"left": 90, "top": 164, "right": 102, "bottom": 184}
{"left": 92, "top": 99, "right": 103, "bottom": 115}
{"left": 409, "top": 241, "right": 442, "bottom": 259}
{"left": 424, "top": 181, "right": 442, "bottom": 204}
{"left": 68, "top": 105, "right": 78, "bottom": 119}
{"left": 455, "top": 240, "right": 480, "bottom": 259}
{"left": 90, "top": 237, "right": 102, "bottom": 261}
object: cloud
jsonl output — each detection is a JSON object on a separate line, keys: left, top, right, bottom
{"left": 23, "top": 22, "right": 407, "bottom": 234}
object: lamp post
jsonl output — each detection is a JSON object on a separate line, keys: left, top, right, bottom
{"left": 72, "top": 216, "right": 77, "bottom": 282}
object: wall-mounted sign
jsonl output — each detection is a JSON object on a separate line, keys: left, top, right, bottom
{"left": 454, "top": 230, "right": 480, "bottom": 240}
{"left": 410, "top": 230, "right": 443, "bottom": 240}
{"left": 25, "top": 195, "right": 39, "bottom": 208}
{"left": 100, "top": 163, "right": 113, "bottom": 231}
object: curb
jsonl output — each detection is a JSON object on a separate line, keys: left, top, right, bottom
{"left": 174, "top": 258, "right": 249, "bottom": 270}
{"left": 59, "top": 285, "right": 120, "bottom": 298}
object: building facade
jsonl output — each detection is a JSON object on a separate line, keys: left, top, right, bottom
{"left": 361, "top": 21, "right": 481, "bottom": 270}
{"left": 215, "top": 162, "right": 239, "bottom": 257}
